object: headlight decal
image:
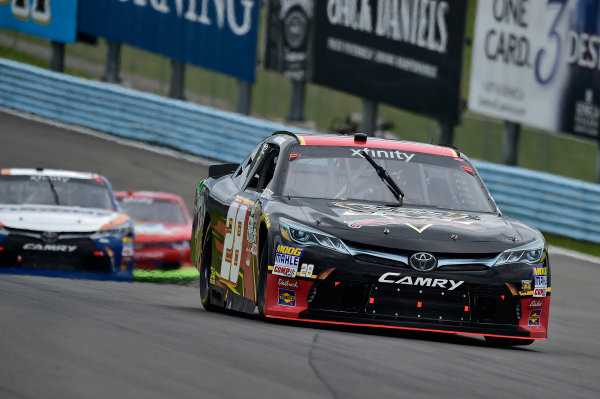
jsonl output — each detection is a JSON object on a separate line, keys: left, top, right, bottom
{"left": 279, "top": 218, "right": 350, "bottom": 255}
{"left": 493, "top": 239, "right": 546, "bottom": 267}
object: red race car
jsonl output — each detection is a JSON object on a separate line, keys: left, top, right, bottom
{"left": 115, "top": 191, "right": 192, "bottom": 270}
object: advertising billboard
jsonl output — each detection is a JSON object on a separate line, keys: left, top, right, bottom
{"left": 0, "top": 0, "right": 78, "bottom": 43}
{"left": 468, "top": 0, "right": 600, "bottom": 139}
{"left": 78, "top": 0, "right": 261, "bottom": 82}
{"left": 310, "top": 0, "right": 469, "bottom": 124}
{"left": 264, "top": 0, "right": 313, "bottom": 81}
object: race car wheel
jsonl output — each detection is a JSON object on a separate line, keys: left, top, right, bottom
{"left": 199, "top": 226, "right": 218, "bottom": 312}
{"left": 484, "top": 336, "right": 535, "bottom": 347}
{"left": 256, "top": 241, "right": 269, "bottom": 320}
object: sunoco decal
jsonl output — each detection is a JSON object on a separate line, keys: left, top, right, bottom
{"left": 528, "top": 309, "right": 542, "bottom": 326}
{"left": 378, "top": 272, "right": 463, "bottom": 291}
{"left": 278, "top": 289, "right": 296, "bottom": 307}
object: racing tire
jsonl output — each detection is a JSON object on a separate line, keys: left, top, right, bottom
{"left": 256, "top": 241, "right": 269, "bottom": 321}
{"left": 199, "top": 227, "right": 218, "bottom": 312}
{"left": 484, "top": 336, "right": 535, "bottom": 347}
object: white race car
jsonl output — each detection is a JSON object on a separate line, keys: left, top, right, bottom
{"left": 0, "top": 168, "right": 134, "bottom": 280}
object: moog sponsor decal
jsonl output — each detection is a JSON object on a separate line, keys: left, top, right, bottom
{"left": 272, "top": 244, "right": 304, "bottom": 278}
{"left": 278, "top": 289, "right": 296, "bottom": 306}
{"left": 378, "top": 272, "right": 464, "bottom": 291}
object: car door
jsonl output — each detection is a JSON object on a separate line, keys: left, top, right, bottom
{"left": 216, "top": 142, "right": 280, "bottom": 304}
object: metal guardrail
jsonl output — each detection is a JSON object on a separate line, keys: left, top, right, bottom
{"left": 1, "top": 58, "right": 599, "bottom": 243}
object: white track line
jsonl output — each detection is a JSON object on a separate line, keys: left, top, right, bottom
{"left": 0, "top": 106, "right": 216, "bottom": 166}
{"left": 549, "top": 246, "right": 600, "bottom": 265}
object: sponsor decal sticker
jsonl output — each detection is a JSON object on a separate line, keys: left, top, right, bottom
{"left": 378, "top": 272, "right": 464, "bottom": 291}
{"left": 528, "top": 309, "right": 542, "bottom": 326}
{"left": 529, "top": 300, "right": 543, "bottom": 308}
{"left": 278, "top": 278, "right": 299, "bottom": 289}
{"left": 23, "top": 243, "right": 77, "bottom": 252}
{"left": 533, "top": 287, "right": 547, "bottom": 298}
{"left": 278, "top": 288, "right": 296, "bottom": 307}
{"left": 273, "top": 244, "right": 304, "bottom": 278}
{"left": 534, "top": 275, "right": 547, "bottom": 288}
{"left": 350, "top": 148, "right": 415, "bottom": 162}
{"left": 521, "top": 280, "right": 532, "bottom": 290}
{"left": 532, "top": 266, "right": 547, "bottom": 276}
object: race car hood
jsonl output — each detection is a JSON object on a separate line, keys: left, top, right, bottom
{"left": 284, "top": 199, "right": 534, "bottom": 254}
{"left": 133, "top": 222, "right": 192, "bottom": 243}
{"left": 0, "top": 204, "right": 127, "bottom": 233}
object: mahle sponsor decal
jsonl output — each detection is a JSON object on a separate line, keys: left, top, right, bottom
{"left": 23, "top": 243, "right": 77, "bottom": 252}
{"left": 378, "top": 272, "right": 463, "bottom": 291}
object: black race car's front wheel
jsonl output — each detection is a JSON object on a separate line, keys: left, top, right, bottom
{"left": 484, "top": 336, "right": 535, "bottom": 347}
{"left": 199, "top": 226, "right": 218, "bottom": 312}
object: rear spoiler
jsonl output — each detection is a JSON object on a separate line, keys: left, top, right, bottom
{"left": 208, "top": 163, "right": 238, "bottom": 179}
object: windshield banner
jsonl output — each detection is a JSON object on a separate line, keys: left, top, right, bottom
{"left": 309, "top": 0, "right": 469, "bottom": 124}
{"left": 77, "top": 0, "right": 261, "bottom": 82}
{"left": 0, "top": 0, "right": 78, "bottom": 43}
{"left": 468, "top": 0, "right": 600, "bottom": 139}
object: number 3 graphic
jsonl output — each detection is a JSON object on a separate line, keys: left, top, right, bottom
{"left": 221, "top": 201, "right": 248, "bottom": 284}
{"left": 534, "top": 0, "right": 567, "bottom": 85}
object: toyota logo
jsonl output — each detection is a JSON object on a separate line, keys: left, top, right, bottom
{"left": 41, "top": 231, "right": 59, "bottom": 244}
{"left": 409, "top": 252, "right": 437, "bottom": 272}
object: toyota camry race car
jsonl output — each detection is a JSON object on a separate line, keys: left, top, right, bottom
{"left": 115, "top": 191, "right": 192, "bottom": 270}
{"left": 191, "top": 132, "right": 551, "bottom": 346}
{"left": 0, "top": 168, "right": 134, "bottom": 280}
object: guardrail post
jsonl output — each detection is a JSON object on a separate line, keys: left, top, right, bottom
{"left": 236, "top": 80, "right": 252, "bottom": 115}
{"left": 361, "top": 99, "right": 378, "bottom": 136}
{"left": 103, "top": 40, "right": 122, "bottom": 83}
{"left": 169, "top": 59, "right": 186, "bottom": 100}
{"left": 502, "top": 121, "right": 521, "bottom": 166}
{"left": 287, "top": 79, "right": 306, "bottom": 121}
{"left": 438, "top": 121, "right": 454, "bottom": 146}
{"left": 49, "top": 42, "right": 65, "bottom": 73}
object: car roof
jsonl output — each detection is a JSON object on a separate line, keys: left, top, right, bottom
{"left": 0, "top": 168, "right": 102, "bottom": 180}
{"left": 273, "top": 132, "right": 459, "bottom": 157}
{"left": 114, "top": 191, "right": 185, "bottom": 202}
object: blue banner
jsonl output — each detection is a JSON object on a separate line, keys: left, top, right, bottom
{"left": 78, "top": 0, "right": 260, "bottom": 82}
{"left": 0, "top": 0, "right": 78, "bottom": 43}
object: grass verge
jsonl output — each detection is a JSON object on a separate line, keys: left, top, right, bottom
{"left": 134, "top": 267, "right": 199, "bottom": 284}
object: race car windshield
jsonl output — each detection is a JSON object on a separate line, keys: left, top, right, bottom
{"left": 0, "top": 175, "right": 115, "bottom": 210}
{"left": 117, "top": 198, "right": 187, "bottom": 224}
{"left": 282, "top": 146, "right": 495, "bottom": 213}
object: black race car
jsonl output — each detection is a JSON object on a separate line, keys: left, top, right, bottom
{"left": 191, "top": 132, "right": 550, "bottom": 345}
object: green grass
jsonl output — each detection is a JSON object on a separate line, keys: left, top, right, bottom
{"left": 134, "top": 267, "right": 199, "bottom": 283}
{"left": 0, "top": 44, "right": 91, "bottom": 78}
{"left": 545, "top": 234, "right": 600, "bottom": 258}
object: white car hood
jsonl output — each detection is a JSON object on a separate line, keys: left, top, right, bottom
{"left": 0, "top": 204, "right": 123, "bottom": 232}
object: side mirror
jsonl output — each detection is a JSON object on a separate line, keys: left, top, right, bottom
{"left": 208, "top": 163, "right": 239, "bottom": 179}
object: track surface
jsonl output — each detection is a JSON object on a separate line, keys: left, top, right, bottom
{"left": 1, "top": 111, "right": 600, "bottom": 398}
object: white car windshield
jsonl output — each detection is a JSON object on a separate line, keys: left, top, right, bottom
{"left": 0, "top": 175, "right": 115, "bottom": 210}
{"left": 282, "top": 146, "right": 495, "bottom": 213}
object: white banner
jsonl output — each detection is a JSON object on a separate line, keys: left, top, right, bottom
{"left": 468, "top": 0, "right": 600, "bottom": 138}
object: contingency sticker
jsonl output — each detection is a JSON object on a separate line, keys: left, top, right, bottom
{"left": 272, "top": 244, "right": 304, "bottom": 278}
{"left": 278, "top": 289, "right": 296, "bottom": 307}
{"left": 528, "top": 309, "right": 542, "bottom": 326}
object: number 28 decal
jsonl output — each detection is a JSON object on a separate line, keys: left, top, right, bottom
{"left": 1, "top": 0, "right": 51, "bottom": 25}
{"left": 220, "top": 201, "right": 250, "bottom": 284}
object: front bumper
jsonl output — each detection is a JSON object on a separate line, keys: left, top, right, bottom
{"left": 265, "top": 245, "right": 550, "bottom": 340}
{"left": 133, "top": 246, "right": 190, "bottom": 270}
{"left": 0, "top": 229, "right": 134, "bottom": 281}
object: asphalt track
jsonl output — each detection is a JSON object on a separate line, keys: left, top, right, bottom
{"left": 1, "top": 110, "right": 600, "bottom": 398}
